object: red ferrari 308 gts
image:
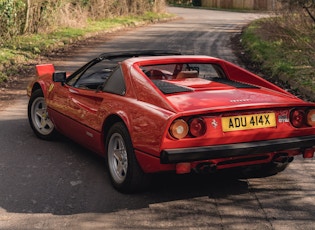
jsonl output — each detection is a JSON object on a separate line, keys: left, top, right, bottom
{"left": 27, "top": 51, "right": 315, "bottom": 193}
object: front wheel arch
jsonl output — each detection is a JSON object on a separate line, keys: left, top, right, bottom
{"left": 31, "top": 83, "right": 42, "bottom": 94}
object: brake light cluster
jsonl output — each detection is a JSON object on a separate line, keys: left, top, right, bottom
{"left": 290, "top": 108, "right": 315, "bottom": 128}
{"left": 169, "top": 117, "right": 207, "bottom": 139}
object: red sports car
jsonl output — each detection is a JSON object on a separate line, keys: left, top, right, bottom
{"left": 27, "top": 51, "right": 315, "bottom": 193}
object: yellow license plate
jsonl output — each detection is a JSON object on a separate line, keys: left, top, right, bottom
{"left": 222, "top": 113, "right": 276, "bottom": 132}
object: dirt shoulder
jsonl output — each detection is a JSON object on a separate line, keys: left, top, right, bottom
{"left": 0, "top": 66, "right": 33, "bottom": 110}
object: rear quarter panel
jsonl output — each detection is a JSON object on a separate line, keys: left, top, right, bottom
{"left": 119, "top": 63, "right": 176, "bottom": 155}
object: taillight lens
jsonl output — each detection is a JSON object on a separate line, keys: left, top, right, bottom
{"left": 189, "top": 117, "right": 207, "bottom": 137}
{"left": 290, "top": 109, "right": 305, "bottom": 128}
{"left": 307, "top": 109, "right": 315, "bottom": 126}
{"left": 169, "top": 119, "right": 189, "bottom": 139}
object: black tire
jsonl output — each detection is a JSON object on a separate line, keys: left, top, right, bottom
{"left": 28, "top": 89, "right": 56, "bottom": 140}
{"left": 105, "top": 122, "right": 150, "bottom": 193}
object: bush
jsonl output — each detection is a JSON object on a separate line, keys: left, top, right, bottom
{"left": 0, "top": 0, "right": 26, "bottom": 38}
{"left": 241, "top": 2, "right": 315, "bottom": 98}
{"left": 192, "top": 0, "right": 201, "bottom": 6}
{"left": 166, "top": 0, "right": 192, "bottom": 6}
{"left": 0, "top": 0, "right": 166, "bottom": 39}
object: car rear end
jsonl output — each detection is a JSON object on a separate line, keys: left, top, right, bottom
{"left": 131, "top": 56, "right": 315, "bottom": 175}
{"left": 160, "top": 104, "right": 315, "bottom": 174}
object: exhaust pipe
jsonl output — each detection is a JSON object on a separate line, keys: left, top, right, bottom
{"left": 272, "top": 153, "right": 294, "bottom": 165}
{"left": 196, "top": 162, "right": 217, "bottom": 173}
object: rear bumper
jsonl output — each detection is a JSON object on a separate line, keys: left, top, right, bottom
{"left": 160, "top": 135, "right": 315, "bottom": 164}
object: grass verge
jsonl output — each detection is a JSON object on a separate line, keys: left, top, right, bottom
{"left": 240, "top": 18, "right": 315, "bottom": 101}
{"left": 0, "top": 12, "right": 174, "bottom": 84}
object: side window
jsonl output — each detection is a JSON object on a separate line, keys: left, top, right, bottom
{"left": 74, "top": 62, "right": 112, "bottom": 89}
{"left": 102, "top": 66, "right": 126, "bottom": 95}
{"left": 66, "top": 70, "right": 82, "bottom": 86}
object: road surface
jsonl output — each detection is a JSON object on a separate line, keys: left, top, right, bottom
{"left": 0, "top": 7, "right": 314, "bottom": 230}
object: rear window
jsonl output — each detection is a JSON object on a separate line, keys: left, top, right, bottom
{"left": 140, "top": 63, "right": 258, "bottom": 94}
{"left": 140, "top": 63, "right": 226, "bottom": 80}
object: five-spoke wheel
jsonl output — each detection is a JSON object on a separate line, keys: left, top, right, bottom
{"left": 106, "top": 122, "right": 150, "bottom": 193}
{"left": 107, "top": 132, "right": 129, "bottom": 184}
{"left": 28, "top": 89, "right": 56, "bottom": 140}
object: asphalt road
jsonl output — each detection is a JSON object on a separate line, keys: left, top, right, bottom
{"left": 1, "top": 7, "right": 315, "bottom": 230}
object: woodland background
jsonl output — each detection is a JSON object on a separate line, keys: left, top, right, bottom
{"left": 0, "top": 0, "right": 314, "bottom": 97}
{"left": 0, "top": 0, "right": 166, "bottom": 39}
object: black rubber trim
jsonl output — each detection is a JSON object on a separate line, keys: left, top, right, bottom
{"left": 160, "top": 135, "right": 315, "bottom": 164}
{"left": 152, "top": 80, "right": 193, "bottom": 94}
{"left": 211, "top": 78, "right": 259, "bottom": 88}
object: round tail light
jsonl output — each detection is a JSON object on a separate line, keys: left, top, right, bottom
{"left": 290, "top": 109, "right": 305, "bottom": 128}
{"left": 169, "top": 119, "right": 189, "bottom": 139}
{"left": 189, "top": 117, "right": 207, "bottom": 137}
{"left": 307, "top": 109, "right": 315, "bottom": 126}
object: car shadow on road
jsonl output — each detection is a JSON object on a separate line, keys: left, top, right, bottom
{"left": 1, "top": 117, "right": 314, "bottom": 220}
{"left": 0, "top": 117, "right": 253, "bottom": 215}
{"left": 1, "top": 117, "right": 315, "bottom": 230}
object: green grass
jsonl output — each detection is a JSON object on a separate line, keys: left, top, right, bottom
{"left": 0, "top": 12, "right": 174, "bottom": 83}
{"left": 241, "top": 19, "right": 315, "bottom": 96}
{"left": 0, "top": 49, "right": 16, "bottom": 62}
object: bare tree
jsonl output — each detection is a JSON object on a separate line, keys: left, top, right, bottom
{"left": 24, "top": 0, "right": 30, "bottom": 33}
{"left": 280, "top": 0, "right": 315, "bottom": 23}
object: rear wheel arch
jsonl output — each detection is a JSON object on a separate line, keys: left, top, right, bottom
{"left": 102, "top": 115, "right": 126, "bottom": 141}
{"left": 102, "top": 112, "right": 134, "bottom": 141}
{"left": 103, "top": 115, "right": 150, "bottom": 193}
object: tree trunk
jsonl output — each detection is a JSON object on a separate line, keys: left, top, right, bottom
{"left": 23, "top": 0, "right": 31, "bottom": 33}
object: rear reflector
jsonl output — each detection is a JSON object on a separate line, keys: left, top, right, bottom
{"left": 303, "top": 148, "right": 315, "bottom": 158}
{"left": 176, "top": 163, "right": 191, "bottom": 174}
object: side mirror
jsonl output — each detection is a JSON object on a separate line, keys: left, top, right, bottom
{"left": 53, "top": 71, "right": 66, "bottom": 83}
